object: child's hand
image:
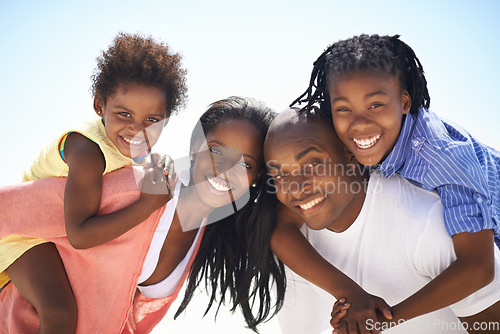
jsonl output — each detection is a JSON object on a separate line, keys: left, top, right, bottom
{"left": 142, "top": 153, "right": 177, "bottom": 190}
{"left": 339, "top": 290, "right": 392, "bottom": 334}
{"left": 139, "top": 153, "right": 176, "bottom": 211}
{"left": 331, "top": 298, "right": 349, "bottom": 334}
{"left": 142, "top": 153, "right": 177, "bottom": 184}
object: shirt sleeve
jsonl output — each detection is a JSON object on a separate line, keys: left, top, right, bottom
{"left": 437, "top": 183, "right": 495, "bottom": 236}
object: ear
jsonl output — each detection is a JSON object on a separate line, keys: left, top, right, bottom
{"left": 93, "top": 95, "right": 105, "bottom": 117}
{"left": 402, "top": 90, "right": 411, "bottom": 115}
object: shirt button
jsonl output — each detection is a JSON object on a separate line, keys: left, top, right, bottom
{"left": 473, "top": 193, "right": 483, "bottom": 203}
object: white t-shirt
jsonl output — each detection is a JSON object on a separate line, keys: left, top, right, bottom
{"left": 278, "top": 170, "right": 500, "bottom": 334}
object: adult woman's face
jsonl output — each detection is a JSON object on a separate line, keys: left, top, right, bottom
{"left": 191, "top": 119, "right": 263, "bottom": 209}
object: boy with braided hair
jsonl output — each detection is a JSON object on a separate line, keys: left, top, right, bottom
{"left": 271, "top": 34, "right": 500, "bottom": 332}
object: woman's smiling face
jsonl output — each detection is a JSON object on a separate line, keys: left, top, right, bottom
{"left": 191, "top": 118, "right": 263, "bottom": 209}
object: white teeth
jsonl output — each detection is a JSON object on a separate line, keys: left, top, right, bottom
{"left": 207, "top": 177, "right": 231, "bottom": 192}
{"left": 122, "top": 137, "right": 144, "bottom": 145}
{"left": 299, "top": 196, "right": 326, "bottom": 210}
{"left": 352, "top": 135, "right": 381, "bottom": 149}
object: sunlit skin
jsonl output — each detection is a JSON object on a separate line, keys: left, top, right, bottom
{"left": 192, "top": 119, "right": 263, "bottom": 209}
{"left": 266, "top": 109, "right": 393, "bottom": 333}
{"left": 142, "top": 119, "right": 265, "bottom": 285}
{"left": 265, "top": 112, "right": 366, "bottom": 233}
{"left": 96, "top": 82, "right": 169, "bottom": 158}
{"left": 328, "top": 70, "right": 411, "bottom": 166}
{"left": 62, "top": 82, "right": 171, "bottom": 249}
{"left": 267, "top": 110, "right": 500, "bottom": 334}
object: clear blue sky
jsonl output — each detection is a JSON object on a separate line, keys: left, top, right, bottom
{"left": 1, "top": 0, "right": 499, "bottom": 188}
{"left": 0, "top": 0, "right": 499, "bottom": 332}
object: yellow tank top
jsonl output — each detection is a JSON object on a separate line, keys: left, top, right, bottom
{"left": 22, "top": 118, "right": 132, "bottom": 181}
{"left": 0, "top": 119, "right": 134, "bottom": 288}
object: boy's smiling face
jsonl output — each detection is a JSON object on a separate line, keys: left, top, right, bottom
{"left": 264, "top": 109, "right": 366, "bottom": 232}
{"left": 328, "top": 70, "right": 411, "bottom": 166}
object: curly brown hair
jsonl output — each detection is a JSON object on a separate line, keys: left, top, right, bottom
{"left": 91, "top": 32, "right": 188, "bottom": 116}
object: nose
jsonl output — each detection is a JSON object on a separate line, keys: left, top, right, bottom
{"left": 218, "top": 159, "right": 248, "bottom": 178}
{"left": 349, "top": 112, "right": 372, "bottom": 132}
{"left": 286, "top": 174, "right": 312, "bottom": 199}
{"left": 127, "top": 120, "right": 144, "bottom": 135}
{"left": 214, "top": 159, "right": 233, "bottom": 175}
{"left": 210, "top": 160, "right": 248, "bottom": 189}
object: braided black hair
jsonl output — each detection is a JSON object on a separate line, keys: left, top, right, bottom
{"left": 175, "top": 97, "right": 284, "bottom": 332}
{"left": 291, "top": 34, "right": 430, "bottom": 119}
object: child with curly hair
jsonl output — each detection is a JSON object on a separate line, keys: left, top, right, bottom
{"left": 0, "top": 32, "right": 187, "bottom": 333}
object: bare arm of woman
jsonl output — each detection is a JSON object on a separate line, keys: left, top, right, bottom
{"left": 63, "top": 133, "right": 171, "bottom": 249}
{"left": 271, "top": 204, "right": 391, "bottom": 334}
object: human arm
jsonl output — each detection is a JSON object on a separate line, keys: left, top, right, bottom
{"left": 63, "top": 133, "right": 171, "bottom": 249}
{"left": 271, "top": 205, "right": 392, "bottom": 333}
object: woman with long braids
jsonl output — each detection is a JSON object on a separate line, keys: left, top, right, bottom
{"left": 0, "top": 96, "right": 277, "bottom": 333}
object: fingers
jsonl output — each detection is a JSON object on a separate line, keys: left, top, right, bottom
{"left": 339, "top": 308, "right": 375, "bottom": 334}
{"left": 156, "top": 154, "right": 166, "bottom": 170}
{"left": 331, "top": 298, "right": 350, "bottom": 320}
{"left": 140, "top": 153, "right": 178, "bottom": 197}
{"left": 331, "top": 312, "right": 348, "bottom": 333}
{"left": 332, "top": 320, "right": 348, "bottom": 334}
{"left": 331, "top": 298, "right": 349, "bottom": 334}
{"left": 163, "top": 155, "right": 176, "bottom": 178}
{"left": 162, "top": 155, "right": 176, "bottom": 195}
{"left": 346, "top": 318, "right": 361, "bottom": 334}
{"left": 375, "top": 297, "right": 392, "bottom": 320}
{"left": 141, "top": 167, "right": 169, "bottom": 195}
{"left": 145, "top": 153, "right": 175, "bottom": 184}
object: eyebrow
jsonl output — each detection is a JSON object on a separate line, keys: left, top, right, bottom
{"left": 331, "top": 90, "right": 389, "bottom": 103}
{"left": 295, "top": 146, "right": 322, "bottom": 160}
{"left": 208, "top": 140, "right": 257, "bottom": 162}
{"left": 267, "top": 160, "right": 280, "bottom": 169}
{"left": 114, "top": 105, "right": 166, "bottom": 118}
{"left": 114, "top": 105, "right": 133, "bottom": 113}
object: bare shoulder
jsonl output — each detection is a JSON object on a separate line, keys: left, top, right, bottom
{"left": 64, "top": 132, "right": 105, "bottom": 174}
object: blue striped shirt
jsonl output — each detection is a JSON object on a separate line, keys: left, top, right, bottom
{"left": 379, "top": 107, "right": 500, "bottom": 244}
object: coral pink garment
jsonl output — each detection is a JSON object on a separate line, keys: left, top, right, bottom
{"left": 0, "top": 167, "right": 202, "bottom": 333}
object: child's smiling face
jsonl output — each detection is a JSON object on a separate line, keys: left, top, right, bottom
{"left": 96, "top": 82, "right": 168, "bottom": 158}
{"left": 328, "top": 70, "right": 411, "bottom": 166}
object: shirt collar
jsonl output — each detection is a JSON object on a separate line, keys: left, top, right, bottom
{"left": 379, "top": 112, "right": 417, "bottom": 177}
